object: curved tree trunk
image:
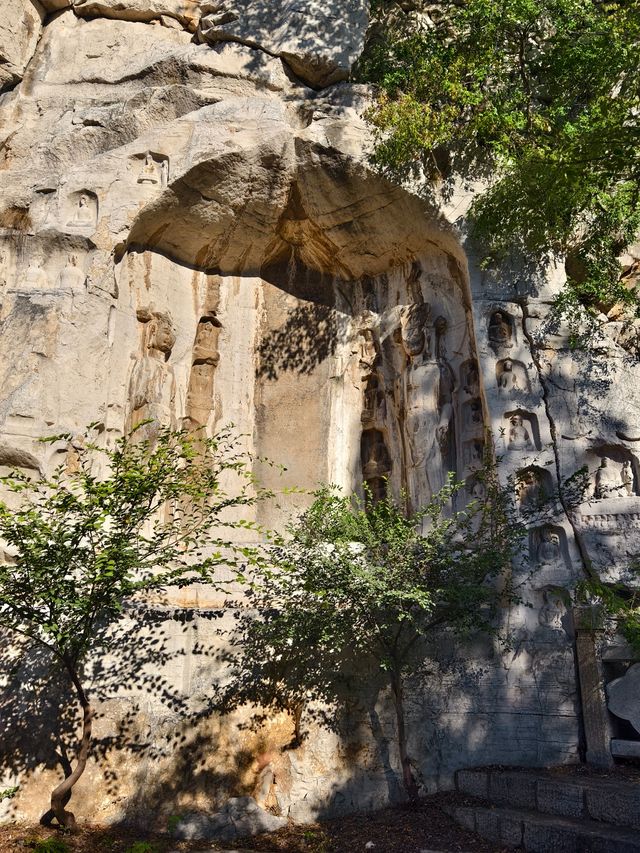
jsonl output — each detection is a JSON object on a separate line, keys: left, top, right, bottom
{"left": 390, "top": 670, "right": 419, "bottom": 802}
{"left": 48, "top": 664, "right": 93, "bottom": 831}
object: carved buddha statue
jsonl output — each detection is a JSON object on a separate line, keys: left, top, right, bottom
{"left": 138, "top": 152, "right": 159, "bottom": 184}
{"left": 508, "top": 414, "right": 533, "bottom": 451}
{"left": 537, "top": 529, "right": 561, "bottom": 565}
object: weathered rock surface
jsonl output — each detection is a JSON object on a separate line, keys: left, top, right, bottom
{"left": 175, "top": 796, "right": 287, "bottom": 841}
{"left": 72, "top": 0, "right": 204, "bottom": 30}
{"left": 0, "top": 0, "right": 639, "bottom": 833}
{"left": 199, "top": 0, "right": 369, "bottom": 88}
{"left": 0, "top": 0, "right": 44, "bottom": 92}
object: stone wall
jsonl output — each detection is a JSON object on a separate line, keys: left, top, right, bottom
{"left": 0, "top": 0, "right": 638, "bottom": 828}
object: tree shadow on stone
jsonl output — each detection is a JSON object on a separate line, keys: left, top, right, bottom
{"left": 0, "top": 600, "right": 225, "bottom": 828}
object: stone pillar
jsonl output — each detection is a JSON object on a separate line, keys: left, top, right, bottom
{"left": 573, "top": 605, "right": 614, "bottom": 768}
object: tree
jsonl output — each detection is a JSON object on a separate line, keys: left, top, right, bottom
{"left": 220, "top": 468, "right": 525, "bottom": 802}
{"left": 0, "top": 425, "right": 265, "bottom": 830}
{"left": 360, "top": 0, "right": 640, "bottom": 315}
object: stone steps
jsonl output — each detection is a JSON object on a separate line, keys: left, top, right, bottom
{"left": 449, "top": 802, "right": 640, "bottom": 853}
{"left": 456, "top": 768, "right": 640, "bottom": 830}
{"left": 451, "top": 768, "right": 640, "bottom": 851}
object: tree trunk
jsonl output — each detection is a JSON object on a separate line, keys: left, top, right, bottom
{"left": 48, "top": 664, "right": 93, "bottom": 831}
{"left": 390, "top": 670, "right": 419, "bottom": 802}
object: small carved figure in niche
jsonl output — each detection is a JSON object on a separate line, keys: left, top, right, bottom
{"left": 594, "top": 457, "right": 625, "bottom": 499}
{"left": 538, "top": 587, "right": 565, "bottom": 630}
{"left": 161, "top": 159, "right": 169, "bottom": 188}
{"left": 362, "top": 374, "right": 385, "bottom": 425}
{"left": 537, "top": 528, "right": 561, "bottom": 566}
{"left": 622, "top": 460, "right": 634, "bottom": 496}
{"left": 138, "top": 152, "right": 159, "bottom": 184}
{"left": 498, "top": 359, "right": 519, "bottom": 391}
{"left": 360, "top": 277, "right": 378, "bottom": 314}
{"left": 58, "top": 254, "right": 86, "bottom": 289}
{"left": 488, "top": 311, "right": 513, "bottom": 351}
{"left": 127, "top": 309, "right": 177, "bottom": 435}
{"left": 468, "top": 478, "right": 485, "bottom": 500}
{"left": 358, "top": 328, "right": 379, "bottom": 372}
{"left": 22, "top": 257, "right": 48, "bottom": 289}
{"left": 361, "top": 429, "right": 391, "bottom": 506}
{"left": 462, "top": 360, "right": 479, "bottom": 396}
{"left": 518, "top": 469, "right": 543, "bottom": 507}
{"left": 67, "top": 194, "right": 94, "bottom": 226}
{"left": 508, "top": 414, "right": 533, "bottom": 451}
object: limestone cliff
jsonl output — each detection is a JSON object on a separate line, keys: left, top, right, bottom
{"left": 1, "top": 0, "right": 639, "bottom": 828}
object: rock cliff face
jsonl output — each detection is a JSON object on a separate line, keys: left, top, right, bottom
{"left": 1, "top": 0, "right": 639, "bottom": 829}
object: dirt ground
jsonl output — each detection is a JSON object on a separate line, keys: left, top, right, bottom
{"left": 0, "top": 794, "right": 507, "bottom": 853}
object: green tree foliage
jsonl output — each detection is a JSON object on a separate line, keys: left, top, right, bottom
{"left": 360, "top": 0, "right": 640, "bottom": 312}
{"left": 0, "top": 425, "right": 264, "bottom": 829}
{"left": 220, "top": 469, "right": 525, "bottom": 801}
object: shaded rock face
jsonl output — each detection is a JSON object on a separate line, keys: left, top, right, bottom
{"left": 1, "top": 0, "right": 639, "bottom": 830}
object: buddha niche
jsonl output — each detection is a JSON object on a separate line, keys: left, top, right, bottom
{"left": 537, "top": 528, "right": 561, "bottom": 566}
{"left": 498, "top": 359, "right": 519, "bottom": 391}
{"left": 138, "top": 152, "right": 159, "bottom": 184}
{"left": 594, "top": 458, "right": 625, "bottom": 499}
{"left": 508, "top": 414, "right": 533, "bottom": 451}
{"left": 67, "top": 194, "right": 94, "bottom": 226}
{"left": 488, "top": 311, "right": 513, "bottom": 351}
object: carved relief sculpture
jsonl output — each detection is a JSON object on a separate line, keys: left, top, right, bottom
{"left": 462, "top": 359, "right": 479, "bottom": 396}
{"left": 138, "top": 152, "right": 159, "bottom": 185}
{"left": 517, "top": 468, "right": 548, "bottom": 507}
{"left": 488, "top": 311, "right": 513, "bottom": 352}
{"left": 594, "top": 458, "right": 626, "bottom": 499}
{"left": 622, "top": 460, "right": 634, "bottom": 496}
{"left": 58, "top": 254, "right": 86, "bottom": 289}
{"left": 498, "top": 359, "right": 518, "bottom": 391}
{"left": 21, "top": 258, "right": 48, "bottom": 289}
{"left": 127, "top": 309, "right": 177, "bottom": 435}
{"left": 67, "top": 193, "right": 95, "bottom": 226}
{"left": 508, "top": 414, "right": 533, "bottom": 451}
{"left": 185, "top": 314, "right": 221, "bottom": 430}
{"left": 537, "top": 528, "right": 561, "bottom": 566}
{"left": 361, "top": 428, "right": 391, "bottom": 505}
{"left": 361, "top": 374, "right": 385, "bottom": 426}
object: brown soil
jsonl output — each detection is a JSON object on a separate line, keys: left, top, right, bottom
{"left": 0, "top": 794, "right": 506, "bottom": 853}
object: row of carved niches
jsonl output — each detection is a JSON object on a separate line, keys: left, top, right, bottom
{"left": 129, "top": 150, "right": 170, "bottom": 188}
{"left": 185, "top": 314, "right": 221, "bottom": 431}
{"left": 1, "top": 246, "right": 87, "bottom": 293}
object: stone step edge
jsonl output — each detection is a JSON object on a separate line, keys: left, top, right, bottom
{"left": 455, "top": 768, "right": 640, "bottom": 830}
{"left": 446, "top": 803, "right": 640, "bottom": 852}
